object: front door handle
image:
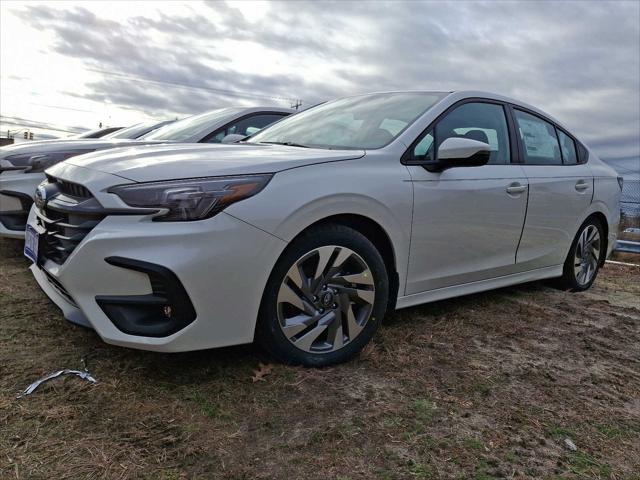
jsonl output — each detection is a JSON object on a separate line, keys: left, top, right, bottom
{"left": 506, "top": 183, "right": 527, "bottom": 194}
{"left": 575, "top": 180, "right": 590, "bottom": 191}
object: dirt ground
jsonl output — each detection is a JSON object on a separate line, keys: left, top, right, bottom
{"left": 1, "top": 238, "right": 638, "bottom": 480}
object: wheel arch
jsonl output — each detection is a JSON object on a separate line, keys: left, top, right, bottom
{"left": 569, "top": 198, "right": 615, "bottom": 267}
{"left": 584, "top": 211, "right": 609, "bottom": 266}
{"left": 277, "top": 213, "right": 400, "bottom": 314}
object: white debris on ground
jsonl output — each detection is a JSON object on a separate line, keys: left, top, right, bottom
{"left": 17, "top": 369, "right": 97, "bottom": 398}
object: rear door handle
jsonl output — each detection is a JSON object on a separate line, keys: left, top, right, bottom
{"left": 575, "top": 180, "right": 590, "bottom": 191}
{"left": 506, "top": 183, "right": 527, "bottom": 194}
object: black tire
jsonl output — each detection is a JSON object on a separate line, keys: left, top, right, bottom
{"left": 256, "top": 224, "right": 389, "bottom": 367}
{"left": 556, "top": 216, "right": 605, "bottom": 291}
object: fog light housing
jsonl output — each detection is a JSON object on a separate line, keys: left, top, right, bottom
{"left": 96, "top": 257, "right": 196, "bottom": 337}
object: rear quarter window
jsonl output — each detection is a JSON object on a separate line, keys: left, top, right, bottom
{"left": 558, "top": 130, "right": 578, "bottom": 165}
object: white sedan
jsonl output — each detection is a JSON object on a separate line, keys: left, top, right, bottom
{"left": 24, "top": 91, "right": 621, "bottom": 366}
{"left": 0, "top": 106, "right": 291, "bottom": 238}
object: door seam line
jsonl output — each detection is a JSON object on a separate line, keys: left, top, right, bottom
{"left": 514, "top": 184, "right": 530, "bottom": 264}
{"left": 403, "top": 169, "right": 416, "bottom": 298}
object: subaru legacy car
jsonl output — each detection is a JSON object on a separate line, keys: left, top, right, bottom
{"left": 24, "top": 91, "right": 621, "bottom": 366}
{"left": 0, "top": 106, "right": 291, "bottom": 238}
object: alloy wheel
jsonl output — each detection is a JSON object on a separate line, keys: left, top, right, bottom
{"left": 573, "top": 224, "right": 601, "bottom": 286}
{"left": 276, "top": 245, "right": 376, "bottom": 353}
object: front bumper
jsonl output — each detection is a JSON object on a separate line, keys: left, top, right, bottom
{"left": 0, "top": 172, "right": 45, "bottom": 238}
{"left": 28, "top": 207, "right": 287, "bottom": 352}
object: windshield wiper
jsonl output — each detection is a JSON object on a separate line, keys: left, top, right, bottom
{"left": 258, "top": 141, "right": 310, "bottom": 148}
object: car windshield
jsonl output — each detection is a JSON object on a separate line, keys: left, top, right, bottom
{"left": 104, "top": 120, "right": 172, "bottom": 139}
{"left": 141, "top": 108, "right": 243, "bottom": 141}
{"left": 248, "top": 92, "right": 447, "bottom": 149}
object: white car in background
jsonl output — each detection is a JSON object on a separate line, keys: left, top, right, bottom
{"left": 0, "top": 107, "right": 292, "bottom": 238}
{"left": 24, "top": 91, "right": 621, "bottom": 366}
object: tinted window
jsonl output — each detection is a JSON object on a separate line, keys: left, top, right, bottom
{"left": 558, "top": 130, "right": 578, "bottom": 165}
{"left": 413, "top": 102, "right": 510, "bottom": 164}
{"left": 207, "top": 114, "right": 287, "bottom": 143}
{"left": 248, "top": 92, "right": 446, "bottom": 149}
{"left": 514, "top": 110, "right": 562, "bottom": 165}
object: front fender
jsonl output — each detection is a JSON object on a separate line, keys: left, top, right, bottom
{"left": 226, "top": 158, "right": 413, "bottom": 294}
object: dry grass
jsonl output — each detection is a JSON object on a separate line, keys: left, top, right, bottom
{"left": 1, "top": 238, "right": 639, "bottom": 479}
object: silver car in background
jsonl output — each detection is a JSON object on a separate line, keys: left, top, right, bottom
{"left": 24, "top": 91, "right": 621, "bottom": 366}
{"left": 0, "top": 106, "right": 292, "bottom": 238}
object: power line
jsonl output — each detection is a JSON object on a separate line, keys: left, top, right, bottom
{"left": 87, "top": 68, "right": 306, "bottom": 107}
{"left": 29, "top": 102, "right": 96, "bottom": 114}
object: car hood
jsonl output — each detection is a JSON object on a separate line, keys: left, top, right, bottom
{"left": 58, "top": 143, "right": 366, "bottom": 182}
{"left": 0, "top": 139, "right": 166, "bottom": 159}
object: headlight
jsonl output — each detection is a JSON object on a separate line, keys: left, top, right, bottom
{"left": 2, "top": 150, "right": 95, "bottom": 173}
{"left": 109, "top": 175, "right": 272, "bottom": 221}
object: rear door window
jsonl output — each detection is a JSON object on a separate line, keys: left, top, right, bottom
{"left": 514, "top": 110, "right": 562, "bottom": 165}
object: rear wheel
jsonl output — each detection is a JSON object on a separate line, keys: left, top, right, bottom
{"left": 257, "top": 224, "right": 389, "bottom": 366}
{"left": 556, "top": 217, "right": 604, "bottom": 291}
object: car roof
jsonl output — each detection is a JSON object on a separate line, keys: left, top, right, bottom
{"left": 337, "top": 90, "right": 566, "bottom": 132}
{"left": 235, "top": 106, "right": 295, "bottom": 114}
{"left": 450, "top": 90, "right": 564, "bottom": 126}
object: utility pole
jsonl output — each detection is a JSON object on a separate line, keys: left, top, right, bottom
{"left": 291, "top": 99, "right": 302, "bottom": 111}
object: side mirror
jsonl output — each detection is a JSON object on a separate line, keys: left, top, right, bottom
{"left": 221, "top": 134, "right": 247, "bottom": 144}
{"left": 426, "top": 137, "right": 491, "bottom": 172}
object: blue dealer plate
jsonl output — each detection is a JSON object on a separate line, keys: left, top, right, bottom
{"left": 24, "top": 225, "right": 39, "bottom": 263}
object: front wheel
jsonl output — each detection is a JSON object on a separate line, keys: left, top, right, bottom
{"left": 556, "top": 217, "right": 605, "bottom": 291}
{"left": 256, "top": 224, "right": 389, "bottom": 367}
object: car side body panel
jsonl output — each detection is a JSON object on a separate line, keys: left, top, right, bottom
{"left": 515, "top": 163, "right": 594, "bottom": 269}
{"left": 405, "top": 164, "right": 529, "bottom": 294}
{"left": 585, "top": 148, "right": 622, "bottom": 258}
{"left": 226, "top": 146, "right": 414, "bottom": 296}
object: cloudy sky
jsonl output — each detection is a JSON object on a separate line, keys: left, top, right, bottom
{"left": 1, "top": 0, "right": 638, "bottom": 159}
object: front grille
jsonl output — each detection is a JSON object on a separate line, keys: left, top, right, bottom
{"left": 60, "top": 180, "right": 92, "bottom": 199}
{"left": 35, "top": 177, "right": 106, "bottom": 264}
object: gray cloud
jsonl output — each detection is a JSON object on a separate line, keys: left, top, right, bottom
{"left": 11, "top": 0, "right": 640, "bottom": 159}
